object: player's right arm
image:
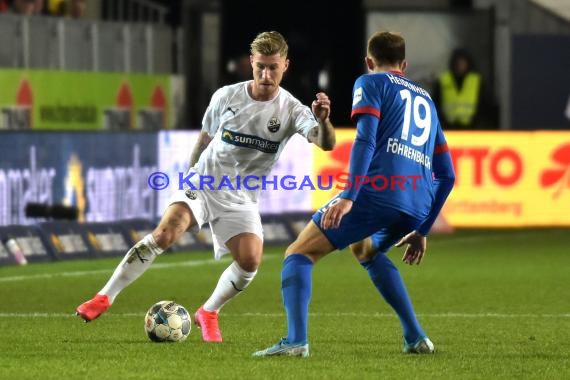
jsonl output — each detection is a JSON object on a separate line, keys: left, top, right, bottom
{"left": 188, "top": 87, "right": 225, "bottom": 168}
{"left": 340, "top": 75, "right": 381, "bottom": 203}
{"left": 320, "top": 76, "right": 379, "bottom": 230}
{"left": 308, "top": 92, "right": 336, "bottom": 151}
{"left": 188, "top": 132, "right": 212, "bottom": 167}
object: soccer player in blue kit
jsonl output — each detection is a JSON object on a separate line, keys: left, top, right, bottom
{"left": 254, "top": 31, "right": 455, "bottom": 357}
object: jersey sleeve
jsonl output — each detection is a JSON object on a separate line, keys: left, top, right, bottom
{"left": 340, "top": 113, "right": 378, "bottom": 201}
{"left": 201, "top": 87, "right": 227, "bottom": 137}
{"left": 351, "top": 75, "right": 381, "bottom": 121}
{"left": 417, "top": 124, "right": 455, "bottom": 235}
{"left": 292, "top": 102, "right": 318, "bottom": 140}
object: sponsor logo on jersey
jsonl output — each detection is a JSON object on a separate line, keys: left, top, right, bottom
{"left": 352, "top": 87, "right": 362, "bottom": 106}
{"left": 267, "top": 117, "right": 281, "bottom": 133}
{"left": 222, "top": 130, "right": 234, "bottom": 141}
{"left": 226, "top": 106, "right": 238, "bottom": 116}
{"left": 221, "top": 128, "right": 280, "bottom": 154}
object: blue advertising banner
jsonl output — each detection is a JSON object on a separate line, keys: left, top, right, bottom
{"left": 119, "top": 218, "right": 157, "bottom": 246}
{"left": 0, "top": 224, "right": 54, "bottom": 263}
{"left": 81, "top": 221, "right": 132, "bottom": 257}
{"left": 261, "top": 214, "right": 297, "bottom": 246}
{"left": 37, "top": 220, "right": 94, "bottom": 260}
{"left": 0, "top": 131, "right": 158, "bottom": 226}
{"left": 280, "top": 212, "right": 314, "bottom": 238}
{"left": 169, "top": 229, "right": 209, "bottom": 253}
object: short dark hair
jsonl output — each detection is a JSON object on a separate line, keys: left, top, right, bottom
{"left": 367, "top": 31, "right": 406, "bottom": 66}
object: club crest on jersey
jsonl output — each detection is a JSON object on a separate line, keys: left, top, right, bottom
{"left": 267, "top": 117, "right": 281, "bottom": 133}
{"left": 185, "top": 189, "right": 197, "bottom": 200}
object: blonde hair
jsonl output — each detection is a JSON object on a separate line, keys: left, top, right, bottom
{"left": 250, "top": 31, "right": 289, "bottom": 57}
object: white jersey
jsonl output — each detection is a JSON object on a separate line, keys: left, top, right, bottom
{"left": 192, "top": 81, "right": 317, "bottom": 206}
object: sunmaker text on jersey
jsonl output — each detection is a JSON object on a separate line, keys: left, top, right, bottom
{"left": 221, "top": 128, "right": 280, "bottom": 154}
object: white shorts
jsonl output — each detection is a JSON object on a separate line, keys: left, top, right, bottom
{"left": 166, "top": 188, "right": 263, "bottom": 260}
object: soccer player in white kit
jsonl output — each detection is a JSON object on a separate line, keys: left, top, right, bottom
{"left": 75, "top": 31, "right": 336, "bottom": 342}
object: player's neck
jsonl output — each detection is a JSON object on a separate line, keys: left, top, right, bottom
{"left": 248, "top": 81, "right": 280, "bottom": 102}
{"left": 373, "top": 64, "right": 404, "bottom": 75}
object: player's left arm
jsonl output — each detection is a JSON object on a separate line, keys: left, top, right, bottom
{"left": 308, "top": 92, "right": 336, "bottom": 151}
{"left": 417, "top": 126, "right": 456, "bottom": 236}
{"left": 396, "top": 125, "right": 455, "bottom": 266}
{"left": 395, "top": 231, "right": 427, "bottom": 265}
{"left": 397, "top": 149, "right": 454, "bottom": 265}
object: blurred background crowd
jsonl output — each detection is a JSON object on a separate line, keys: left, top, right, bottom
{"left": 0, "top": 0, "right": 568, "bottom": 131}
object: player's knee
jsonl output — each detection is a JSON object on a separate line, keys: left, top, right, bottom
{"left": 152, "top": 220, "right": 187, "bottom": 249}
{"left": 286, "top": 237, "right": 332, "bottom": 263}
{"left": 285, "top": 235, "right": 313, "bottom": 255}
{"left": 284, "top": 246, "right": 319, "bottom": 264}
{"left": 151, "top": 229, "right": 176, "bottom": 249}
{"left": 285, "top": 239, "right": 309, "bottom": 257}
{"left": 350, "top": 238, "right": 376, "bottom": 262}
{"left": 350, "top": 243, "right": 367, "bottom": 261}
{"left": 235, "top": 253, "right": 261, "bottom": 272}
{"left": 153, "top": 208, "right": 192, "bottom": 249}
{"left": 227, "top": 233, "right": 263, "bottom": 272}
{"left": 285, "top": 241, "right": 299, "bottom": 256}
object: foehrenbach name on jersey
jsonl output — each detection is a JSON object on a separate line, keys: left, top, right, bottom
{"left": 387, "top": 137, "right": 431, "bottom": 170}
{"left": 385, "top": 73, "right": 431, "bottom": 99}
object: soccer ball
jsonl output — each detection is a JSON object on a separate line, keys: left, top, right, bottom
{"left": 144, "top": 301, "right": 191, "bottom": 342}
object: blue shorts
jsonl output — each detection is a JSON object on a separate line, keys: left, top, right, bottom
{"left": 311, "top": 193, "right": 421, "bottom": 252}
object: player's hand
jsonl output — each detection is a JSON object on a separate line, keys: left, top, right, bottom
{"left": 320, "top": 198, "right": 353, "bottom": 230}
{"left": 395, "top": 230, "right": 427, "bottom": 265}
{"left": 312, "top": 92, "right": 331, "bottom": 122}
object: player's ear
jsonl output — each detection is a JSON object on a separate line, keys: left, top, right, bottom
{"left": 365, "top": 56, "right": 374, "bottom": 71}
{"left": 401, "top": 60, "right": 408, "bottom": 72}
{"left": 283, "top": 58, "right": 290, "bottom": 72}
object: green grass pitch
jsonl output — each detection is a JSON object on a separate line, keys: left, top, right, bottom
{"left": 0, "top": 229, "right": 569, "bottom": 379}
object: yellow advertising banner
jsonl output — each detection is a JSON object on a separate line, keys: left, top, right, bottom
{"left": 312, "top": 130, "right": 570, "bottom": 227}
{"left": 444, "top": 131, "right": 570, "bottom": 226}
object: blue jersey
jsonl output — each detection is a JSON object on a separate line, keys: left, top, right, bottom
{"left": 343, "top": 71, "right": 454, "bottom": 230}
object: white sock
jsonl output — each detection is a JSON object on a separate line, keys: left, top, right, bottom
{"left": 99, "top": 234, "right": 163, "bottom": 303}
{"left": 203, "top": 261, "right": 257, "bottom": 312}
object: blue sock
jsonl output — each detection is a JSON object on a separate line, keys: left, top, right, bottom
{"left": 361, "top": 253, "right": 425, "bottom": 343}
{"left": 281, "top": 254, "right": 313, "bottom": 344}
